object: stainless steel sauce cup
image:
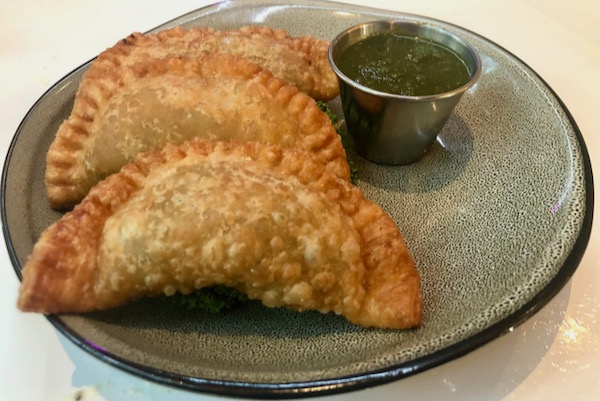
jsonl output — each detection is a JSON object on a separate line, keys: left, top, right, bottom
{"left": 328, "top": 20, "right": 482, "bottom": 165}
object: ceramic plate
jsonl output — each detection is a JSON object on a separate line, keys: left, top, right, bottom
{"left": 1, "top": 0, "right": 593, "bottom": 398}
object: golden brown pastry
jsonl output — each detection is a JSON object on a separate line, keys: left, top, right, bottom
{"left": 45, "top": 54, "right": 349, "bottom": 210}
{"left": 21, "top": 140, "right": 421, "bottom": 330}
{"left": 87, "top": 25, "right": 338, "bottom": 101}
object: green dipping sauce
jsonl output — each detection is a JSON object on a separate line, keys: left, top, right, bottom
{"left": 337, "top": 32, "right": 472, "bottom": 96}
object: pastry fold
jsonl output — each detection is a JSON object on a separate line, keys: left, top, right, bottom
{"left": 88, "top": 25, "right": 339, "bottom": 101}
{"left": 21, "top": 140, "right": 422, "bottom": 330}
{"left": 45, "top": 54, "right": 349, "bottom": 210}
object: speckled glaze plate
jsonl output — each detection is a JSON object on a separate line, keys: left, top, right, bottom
{"left": 1, "top": 0, "right": 593, "bottom": 398}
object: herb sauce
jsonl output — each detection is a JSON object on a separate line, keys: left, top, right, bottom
{"left": 337, "top": 33, "right": 471, "bottom": 96}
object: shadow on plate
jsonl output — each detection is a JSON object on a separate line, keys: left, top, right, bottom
{"left": 84, "top": 297, "right": 364, "bottom": 339}
{"left": 354, "top": 113, "right": 474, "bottom": 195}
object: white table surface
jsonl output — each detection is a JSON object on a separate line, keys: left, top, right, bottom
{"left": 1, "top": 0, "right": 598, "bottom": 400}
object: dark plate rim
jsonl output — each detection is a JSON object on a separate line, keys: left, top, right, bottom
{"left": 1, "top": 0, "right": 594, "bottom": 398}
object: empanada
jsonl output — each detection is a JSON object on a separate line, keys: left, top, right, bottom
{"left": 21, "top": 140, "right": 422, "bottom": 330}
{"left": 45, "top": 54, "right": 349, "bottom": 210}
{"left": 87, "top": 25, "right": 339, "bottom": 101}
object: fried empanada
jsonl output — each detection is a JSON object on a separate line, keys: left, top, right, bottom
{"left": 21, "top": 140, "right": 422, "bottom": 330}
{"left": 86, "top": 25, "right": 338, "bottom": 101}
{"left": 45, "top": 54, "right": 349, "bottom": 210}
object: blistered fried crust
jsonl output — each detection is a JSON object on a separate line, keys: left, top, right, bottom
{"left": 22, "top": 140, "right": 421, "bottom": 329}
{"left": 45, "top": 54, "right": 349, "bottom": 210}
{"left": 86, "top": 25, "right": 338, "bottom": 101}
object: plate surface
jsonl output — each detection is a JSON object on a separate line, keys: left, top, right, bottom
{"left": 1, "top": 0, "right": 593, "bottom": 398}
